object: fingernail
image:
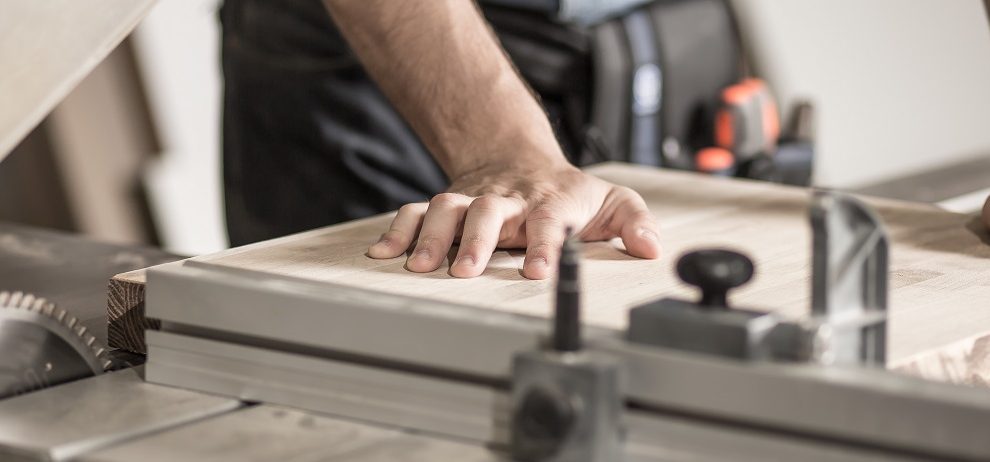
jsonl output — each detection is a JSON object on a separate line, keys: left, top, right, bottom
{"left": 374, "top": 235, "right": 390, "bottom": 247}
{"left": 454, "top": 256, "right": 475, "bottom": 267}
{"left": 528, "top": 256, "right": 549, "bottom": 268}
{"left": 639, "top": 228, "right": 659, "bottom": 242}
{"left": 412, "top": 248, "right": 431, "bottom": 260}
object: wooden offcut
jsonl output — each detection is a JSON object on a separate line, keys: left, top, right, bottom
{"left": 107, "top": 163, "right": 990, "bottom": 385}
{"left": 107, "top": 268, "right": 158, "bottom": 354}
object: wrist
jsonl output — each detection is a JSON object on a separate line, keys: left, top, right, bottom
{"left": 444, "top": 110, "right": 573, "bottom": 178}
{"left": 447, "top": 141, "right": 573, "bottom": 180}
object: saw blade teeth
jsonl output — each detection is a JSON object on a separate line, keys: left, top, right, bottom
{"left": 2, "top": 290, "right": 112, "bottom": 375}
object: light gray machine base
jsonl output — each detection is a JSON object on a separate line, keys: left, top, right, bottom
{"left": 0, "top": 368, "right": 240, "bottom": 461}
{"left": 143, "top": 261, "right": 990, "bottom": 461}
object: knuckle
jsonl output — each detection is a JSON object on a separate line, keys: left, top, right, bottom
{"left": 528, "top": 240, "right": 556, "bottom": 254}
{"left": 398, "top": 203, "right": 424, "bottom": 215}
{"left": 527, "top": 246, "right": 553, "bottom": 263}
{"left": 527, "top": 207, "right": 560, "bottom": 224}
{"left": 614, "top": 185, "right": 637, "bottom": 197}
{"left": 416, "top": 235, "right": 442, "bottom": 248}
{"left": 609, "top": 185, "right": 640, "bottom": 201}
{"left": 470, "top": 195, "right": 502, "bottom": 213}
{"left": 430, "top": 193, "right": 462, "bottom": 208}
{"left": 610, "top": 186, "right": 644, "bottom": 205}
{"left": 504, "top": 190, "right": 528, "bottom": 203}
{"left": 383, "top": 229, "right": 407, "bottom": 240}
{"left": 460, "top": 234, "right": 487, "bottom": 248}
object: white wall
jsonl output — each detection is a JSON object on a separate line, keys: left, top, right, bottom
{"left": 131, "top": 0, "right": 226, "bottom": 254}
{"left": 731, "top": 0, "right": 990, "bottom": 188}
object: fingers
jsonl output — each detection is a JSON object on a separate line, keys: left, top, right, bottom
{"left": 406, "top": 193, "right": 472, "bottom": 272}
{"left": 522, "top": 207, "right": 568, "bottom": 280}
{"left": 368, "top": 202, "right": 427, "bottom": 259}
{"left": 611, "top": 189, "right": 661, "bottom": 259}
{"left": 450, "top": 195, "right": 525, "bottom": 278}
{"left": 371, "top": 182, "right": 660, "bottom": 282}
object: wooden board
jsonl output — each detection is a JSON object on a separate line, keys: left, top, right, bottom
{"left": 107, "top": 268, "right": 157, "bottom": 354}
{"left": 109, "top": 163, "right": 990, "bottom": 384}
{"left": 0, "top": 0, "right": 155, "bottom": 158}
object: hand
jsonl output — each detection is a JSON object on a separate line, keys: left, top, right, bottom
{"left": 367, "top": 162, "right": 662, "bottom": 279}
{"left": 983, "top": 195, "right": 990, "bottom": 231}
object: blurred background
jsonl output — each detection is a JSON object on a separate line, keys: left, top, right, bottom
{"left": 3, "top": 0, "right": 989, "bottom": 256}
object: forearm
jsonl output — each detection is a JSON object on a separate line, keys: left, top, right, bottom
{"left": 327, "top": 1, "right": 661, "bottom": 279}
{"left": 323, "top": 0, "right": 569, "bottom": 178}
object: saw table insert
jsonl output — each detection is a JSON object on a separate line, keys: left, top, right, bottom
{"left": 109, "top": 163, "right": 990, "bottom": 383}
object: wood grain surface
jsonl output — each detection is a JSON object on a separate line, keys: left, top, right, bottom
{"left": 111, "top": 164, "right": 990, "bottom": 385}
{"left": 107, "top": 269, "right": 158, "bottom": 354}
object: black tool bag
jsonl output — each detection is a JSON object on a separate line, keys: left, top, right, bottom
{"left": 482, "top": 0, "right": 743, "bottom": 170}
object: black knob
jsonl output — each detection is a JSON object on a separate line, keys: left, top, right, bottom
{"left": 511, "top": 386, "right": 575, "bottom": 461}
{"left": 676, "top": 249, "right": 754, "bottom": 309}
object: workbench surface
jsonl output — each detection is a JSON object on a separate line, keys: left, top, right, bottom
{"left": 0, "top": 368, "right": 502, "bottom": 462}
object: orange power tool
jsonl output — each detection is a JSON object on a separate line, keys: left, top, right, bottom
{"left": 697, "top": 78, "right": 780, "bottom": 175}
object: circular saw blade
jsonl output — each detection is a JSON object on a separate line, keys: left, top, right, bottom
{"left": 0, "top": 291, "right": 109, "bottom": 399}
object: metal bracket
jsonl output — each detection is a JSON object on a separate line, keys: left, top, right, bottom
{"left": 810, "top": 190, "right": 889, "bottom": 366}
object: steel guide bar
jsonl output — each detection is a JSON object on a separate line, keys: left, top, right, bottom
{"left": 148, "top": 331, "right": 924, "bottom": 462}
{"left": 145, "top": 260, "right": 990, "bottom": 461}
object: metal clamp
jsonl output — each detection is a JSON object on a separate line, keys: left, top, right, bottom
{"left": 810, "top": 190, "right": 888, "bottom": 366}
{"left": 511, "top": 236, "right": 624, "bottom": 462}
